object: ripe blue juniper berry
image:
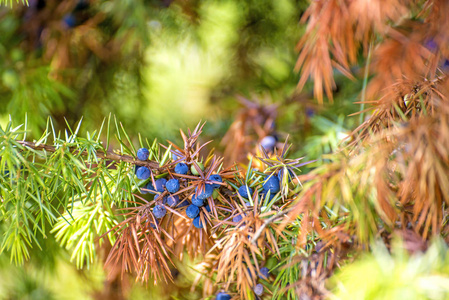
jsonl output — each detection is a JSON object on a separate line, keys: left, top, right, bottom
{"left": 253, "top": 283, "right": 264, "bottom": 296}
{"left": 143, "top": 182, "right": 156, "bottom": 194}
{"left": 215, "top": 292, "right": 231, "bottom": 300}
{"left": 136, "top": 166, "right": 151, "bottom": 180}
{"left": 164, "top": 195, "right": 179, "bottom": 207}
{"left": 153, "top": 205, "right": 167, "bottom": 219}
{"left": 191, "top": 195, "right": 205, "bottom": 207}
{"left": 260, "top": 190, "right": 275, "bottom": 201}
{"left": 259, "top": 267, "right": 269, "bottom": 279}
{"left": 136, "top": 147, "right": 149, "bottom": 161}
{"left": 238, "top": 185, "right": 253, "bottom": 198}
{"left": 204, "top": 204, "right": 211, "bottom": 213}
{"left": 232, "top": 214, "right": 243, "bottom": 223}
{"left": 260, "top": 135, "right": 276, "bottom": 152}
{"left": 278, "top": 168, "right": 294, "bottom": 183}
{"left": 154, "top": 178, "right": 167, "bottom": 193}
{"left": 263, "top": 175, "right": 280, "bottom": 194}
{"left": 178, "top": 200, "right": 190, "bottom": 208}
{"left": 196, "top": 184, "right": 214, "bottom": 200}
{"left": 193, "top": 216, "right": 203, "bottom": 228}
{"left": 149, "top": 219, "right": 159, "bottom": 229}
{"left": 186, "top": 204, "right": 200, "bottom": 219}
{"left": 209, "top": 174, "right": 222, "bottom": 189}
{"left": 166, "top": 179, "right": 180, "bottom": 193}
{"left": 174, "top": 163, "right": 189, "bottom": 175}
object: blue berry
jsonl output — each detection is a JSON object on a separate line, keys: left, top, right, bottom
{"left": 154, "top": 178, "right": 167, "bottom": 192}
{"left": 193, "top": 216, "right": 203, "bottom": 228}
{"left": 263, "top": 175, "right": 280, "bottom": 194}
{"left": 192, "top": 195, "right": 205, "bottom": 207}
{"left": 149, "top": 219, "right": 159, "bottom": 229}
{"left": 153, "top": 205, "right": 166, "bottom": 218}
{"left": 204, "top": 204, "right": 211, "bottom": 213}
{"left": 306, "top": 107, "right": 315, "bottom": 117}
{"left": 238, "top": 185, "right": 253, "bottom": 198}
{"left": 278, "top": 169, "right": 294, "bottom": 183}
{"left": 166, "top": 179, "right": 180, "bottom": 193}
{"left": 196, "top": 184, "right": 214, "bottom": 200}
{"left": 260, "top": 135, "right": 276, "bottom": 152}
{"left": 136, "top": 167, "right": 151, "bottom": 180}
{"left": 254, "top": 283, "right": 263, "bottom": 296}
{"left": 210, "top": 174, "right": 222, "bottom": 189}
{"left": 259, "top": 267, "right": 269, "bottom": 279}
{"left": 186, "top": 204, "right": 200, "bottom": 219}
{"left": 233, "top": 214, "right": 243, "bottom": 223}
{"left": 165, "top": 195, "right": 179, "bottom": 207}
{"left": 175, "top": 163, "right": 189, "bottom": 174}
{"left": 63, "top": 14, "right": 76, "bottom": 28}
{"left": 143, "top": 182, "right": 156, "bottom": 194}
{"left": 136, "top": 148, "right": 149, "bottom": 161}
{"left": 178, "top": 200, "right": 190, "bottom": 208}
{"left": 216, "top": 292, "right": 231, "bottom": 300}
{"left": 261, "top": 190, "right": 275, "bottom": 201}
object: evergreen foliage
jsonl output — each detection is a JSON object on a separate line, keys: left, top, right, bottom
{"left": 0, "top": 0, "right": 449, "bottom": 299}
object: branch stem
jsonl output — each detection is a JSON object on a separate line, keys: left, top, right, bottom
{"left": 17, "top": 141, "right": 162, "bottom": 170}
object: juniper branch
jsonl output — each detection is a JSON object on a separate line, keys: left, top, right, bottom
{"left": 16, "top": 140, "right": 162, "bottom": 171}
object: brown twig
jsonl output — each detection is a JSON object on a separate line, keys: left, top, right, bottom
{"left": 17, "top": 140, "right": 162, "bottom": 171}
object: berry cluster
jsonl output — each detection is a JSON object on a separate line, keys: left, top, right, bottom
{"left": 126, "top": 127, "right": 302, "bottom": 299}
{"left": 134, "top": 148, "right": 224, "bottom": 230}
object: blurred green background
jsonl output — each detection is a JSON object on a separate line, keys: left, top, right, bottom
{"left": 0, "top": 0, "right": 369, "bottom": 299}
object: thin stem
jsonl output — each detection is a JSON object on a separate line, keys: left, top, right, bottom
{"left": 17, "top": 141, "right": 162, "bottom": 171}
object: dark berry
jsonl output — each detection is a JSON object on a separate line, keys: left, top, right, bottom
{"left": 175, "top": 163, "right": 189, "bottom": 174}
{"left": 143, "top": 182, "right": 156, "bottom": 194}
{"left": 260, "top": 135, "right": 276, "bottom": 152}
{"left": 192, "top": 195, "right": 205, "bottom": 207}
{"left": 210, "top": 174, "right": 222, "bottom": 189}
{"left": 261, "top": 190, "right": 275, "bottom": 201}
{"left": 196, "top": 184, "right": 213, "bottom": 200}
{"left": 238, "top": 185, "right": 253, "bottom": 198}
{"left": 306, "top": 107, "right": 315, "bottom": 117}
{"left": 153, "top": 205, "right": 166, "bottom": 219}
{"left": 233, "top": 214, "right": 243, "bottom": 223}
{"left": 204, "top": 204, "right": 211, "bottom": 213}
{"left": 165, "top": 195, "right": 179, "bottom": 207}
{"left": 134, "top": 165, "right": 140, "bottom": 174}
{"left": 216, "top": 292, "right": 231, "bottom": 300}
{"left": 278, "top": 169, "right": 294, "bottom": 183}
{"left": 193, "top": 216, "right": 203, "bottom": 228}
{"left": 178, "top": 200, "right": 190, "bottom": 208}
{"left": 263, "top": 175, "right": 280, "bottom": 194}
{"left": 259, "top": 267, "right": 269, "bottom": 279}
{"left": 166, "top": 179, "right": 180, "bottom": 193}
{"left": 149, "top": 219, "right": 159, "bottom": 229}
{"left": 154, "top": 178, "right": 167, "bottom": 192}
{"left": 136, "top": 148, "right": 149, "bottom": 161}
{"left": 186, "top": 204, "right": 200, "bottom": 219}
{"left": 136, "top": 167, "right": 151, "bottom": 180}
{"left": 254, "top": 283, "right": 263, "bottom": 296}
{"left": 62, "top": 14, "right": 76, "bottom": 28}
